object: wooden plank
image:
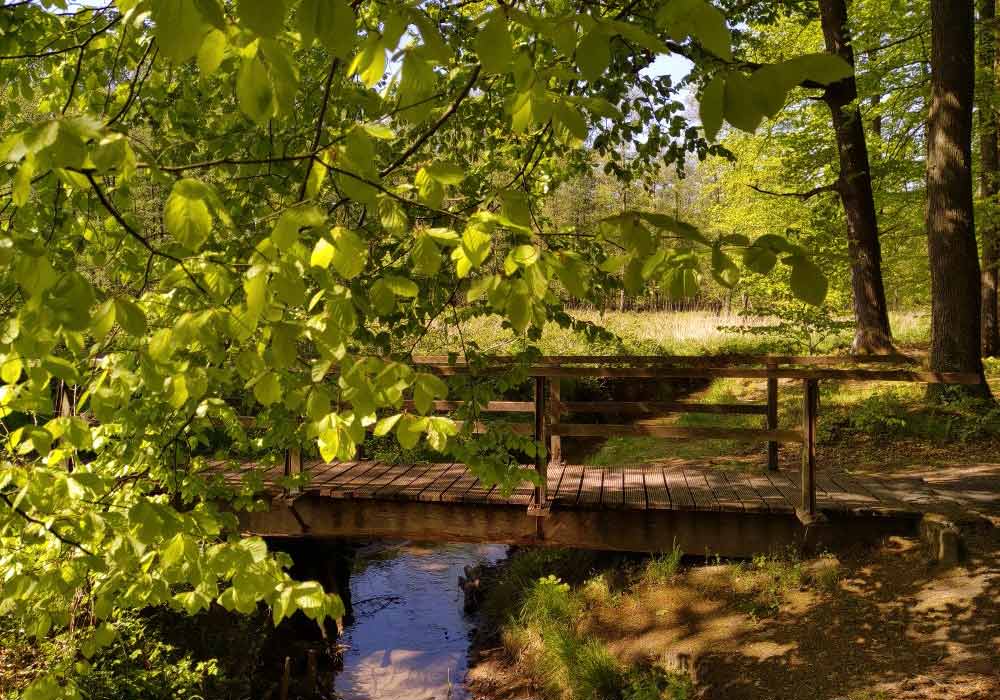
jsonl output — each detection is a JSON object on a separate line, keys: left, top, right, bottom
{"left": 826, "top": 471, "right": 884, "bottom": 506}
{"left": 551, "top": 423, "right": 803, "bottom": 443}
{"left": 452, "top": 420, "right": 534, "bottom": 435}
{"left": 412, "top": 353, "right": 920, "bottom": 368}
{"left": 401, "top": 400, "right": 534, "bottom": 413}
{"left": 577, "top": 467, "right": 604, "bottom": 506}
{"left": 602, "top": 468, "right": 624, "bottom": 509}
{"left": 440, "top": 467, "right": 479, "bottom": 502}
{"left": 462, "top": 477, "right": 496, "bottom": 504}
{"left": 721, "top": 472, "right": 769, "bottom": 513}
{"left": 547, "top": 462, "right": 565, "bottom": 497}
{"left": 374, "top": 462, "right": 434, "bottom": 499}
{"left": 352, "top": 464, "right": 412, "bottom": 499}
{"left": 816, "top": 471, "right": 878, "bottom": 509}
{"left": 319, "top": 461, "right": 374, "bottom": 491}
{"left": 644, "top": 468, "right": 671, "bottom": 509}
{"left": 331, "top": 462, "right": 394, "bottom": 499}
{"left": 663, "top": 468, "right": 695, "bottom": 510}
{"left": 561, "top": 401, "right": 768, "bottom": 415}
{"left": 549, "top": 378, "right": 562, "bottom": 464}
{"left": 303, "top": 460, "right": 343, "bottom": 487}
{"left": 426, "top": 365, "right": 980, "bottom": 384}
{"left": 702, "top": 469, "right": 744, "bottom": 512}
{"left": 418, "top": 463, "right": 467, "bottom": 502}
{"left": 765, "top": 471, "right": 800, "bottom": 511}
{"left": 396, "top": 462, "right": 452, "bottom": 500}
{"left": 554, "top": 464, "right": 584, "bottom": 505}
{"left": 744, "top": 472, "right": 794, "bottom": 513}
{"left": 623, "top": 467, "right": 647, "bottom": 510}
{"left": 683, "top": 469, "right": 718, "bottom": 510}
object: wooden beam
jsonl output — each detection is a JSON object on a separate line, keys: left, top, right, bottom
{"left": 549, "top": 378, "right": 562, "bottom": 465}
{"left": 401, "top": 400, "right": 534, "bottom": 412}
{"left": 560, "top": 400, "right": 768, "bottom": 415}
{"left": 800, "top": 379, "right": 818, "bottom": 518}
{"left": 411, "top": 353, "right": 920, "bottom": 367}
{"left": 766, "top": 360, "right": 779, "bottom": 471}
{"left": 424, "top": 365, "right": 981, "bottom": 383}
{"left": 238, "top": 495, "right": 806, "bottom": 557}
{"left": 533, "top": 376, "right": 548, "bottom": 510}
{"left": 550, "top": 423, "right": 804, "bottom": 443}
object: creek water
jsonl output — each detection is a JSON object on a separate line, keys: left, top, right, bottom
{"left": 333, "top": 541, "right": 507, "bottom": 700}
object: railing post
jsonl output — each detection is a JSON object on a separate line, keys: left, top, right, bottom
{"left": 533, "top": 375, "right": 548, "bottom": 510}
{"left": 766, "top": 360, "right": 779, "bottom": 471}
{"left": 284, "top": 446, "right": 302, "bottom": 497}
{"left": 548, "top": 377, "right": 562, "bottom": 466}
{"left": 55, "top": 381, "right": 75, "bottom": 471}
{"left": 800, "top": 378, "right": 818, "bottom": 518}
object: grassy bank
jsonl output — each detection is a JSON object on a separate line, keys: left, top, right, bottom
{"left": 469, "top": 546, "right": 838, "bottom": 700}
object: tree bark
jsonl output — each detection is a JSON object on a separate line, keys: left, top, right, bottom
{"left": 927, "top": 0, "right": 990, "bottom": 396}
{"left": 980, "top": 0, "right": 1000, "bottom": 356}
{"left": 818, "top": 0, "right": 895, "bottom": 354}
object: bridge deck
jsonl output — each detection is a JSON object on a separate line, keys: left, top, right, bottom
{"left": 225, "top": 461, "right": 924, "bottom": 556}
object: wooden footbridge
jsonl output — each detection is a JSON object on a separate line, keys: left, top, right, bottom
{"left": 227, "top": 355, "right": 981, "bottom": 557}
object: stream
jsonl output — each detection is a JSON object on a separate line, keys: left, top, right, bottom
{"left": 332, "top": 541, "right": 507, "bottom": 700}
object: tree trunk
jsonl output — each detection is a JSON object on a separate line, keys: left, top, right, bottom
{"left": 927, "top": 0, "right": 991, "bottom": 396}
{"left": 980, "top": 0, "right": 1000, "bottom": 356}
{"left": 818, "top": 0, "right": 895, "bottom": 354}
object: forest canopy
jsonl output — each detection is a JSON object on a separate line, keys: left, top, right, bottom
{"left": 0, "top": 0, "right": 985, "bottom": 697}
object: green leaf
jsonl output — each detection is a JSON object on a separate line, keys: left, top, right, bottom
{"left": 743, "top": 245, "right": 777, "bottom": 274}
{"left": 576, "top": 30, "right": 610, "bottom": 81}
{"left": 297, "top": 0, "right": 355, "bottom": 57}
{"left": 349, "top": 35, "right": 386, "bottom": 88}
{"left": 253, "top": 372, "right": 282, "bottom": 405}
{"left": 710, "top": 245, "right": 739, "bottom": 288}
{"left": 396, "top": 414, "right": 426, "bottom": 449}
{"left": 413, "top": 373, "right": 447, "bottom": 414}
{"left": 328, "top": 227, "right": 368, "bottom": 279}
{"left": 13, "top": 157, "right": 34, "bottom": 206}
{"left": 668, "top": 267, "right": 700, "bottom": 299}
{"left": 411, "top": 234, "right": 441, "bottom": 276}
{"left": 699, "top": 74, "right": 725, "bottom": 141}
{"left": 475, "top": 12, "right": 514, "bottom": 74}
{"left": 787, "top": 255, "right": 828, "bottom": 306}
{"left": 113, "top": 298, "right": 147, "bottom": 336}
{"left": 423, "top": 162, "right": 465, "bottom": 185}
{"left": 238, "top": 0, "right": 286, "bottom": 36}
{"left": 311, "top": 238, "right": 334, "bottom": 268}
{"left": 723, "top": 71, "right": 763, "bottom": 133}
{"left": 198, "top": 29, "right": 227, "bottom": 75}
{"left": 165, "top": 178, "right": 213, "bottom": 251}
{"left": 784, "top": 52, "right": 853, "bottom": 86}
{"left": 688, "top": 0, "right": 731, "bottom": 60}
{"left": 237, "top": 55, "right": 274, "bottom": 124}
{"left": 374, "top": 413, "right": 402, "bottom": 436}
{"left": 383, "top": 275, "right": 419, "bottom": 297}
{"left": 153, "top": 0, "right": 209, "bottom": 63}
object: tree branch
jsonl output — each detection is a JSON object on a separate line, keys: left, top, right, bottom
{"left": 379, "top": 64, "right": 481, "bottom": 178}
{"left": 298, "top": 57, "right": 340, "bottom": 202}
{"left": 747, "top": 182, "right": 840, "bottom": 199}
{"left": 0, "top": 491, "right": 97, "bottom": 557}
{"left": 82, "top": 171, "right": 210, "bottom": 296}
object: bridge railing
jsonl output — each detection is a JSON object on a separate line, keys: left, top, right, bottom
{"left": 407, "top": 354, "right": 980, "bottom": 523}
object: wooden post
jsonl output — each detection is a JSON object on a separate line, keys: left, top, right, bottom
{"left": 285, "top": 447, "right": 302, "bottom": 496}
{"left": 532, "top": 375, "right": 548, "bottom": 511}
{"left": 766, "top": 361, "right": 779, "bottom": 471}
{"left": 278, "top": 656, "right": 291, "bottom": 700}
{"left": 548, "top": 377, "right": 562, "bottom": 465}
{"left": 55, "top": 381, "right": 75, "bottom": 472}
{"left": 800, "top": 378, "right": 818, "bottom": 518}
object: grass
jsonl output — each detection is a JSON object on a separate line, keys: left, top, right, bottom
{"left": 415, "top": 309, "right": 932, "bottom": 357}
{"left": 501, "top": 571, "right": 694, "bottom": 700}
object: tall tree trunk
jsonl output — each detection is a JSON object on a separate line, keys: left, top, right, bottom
{"left": 980, "top": 0, "right": 1000, "bottom": 356}
{"left": 927, "top": 0, "right": 990, "bottom": 396}
{"left": 818, "top": 0, "right": 895, "bottom": 354}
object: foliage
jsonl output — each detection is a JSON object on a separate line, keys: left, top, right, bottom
{"left": 641, "top": 541, "right": 684, "bottom": 585}
{"left": 0, "top": 0, "right": 855, "bottom": 694}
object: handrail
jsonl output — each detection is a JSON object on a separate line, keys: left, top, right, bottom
{"left": 411, "top": 353, "right": 922, "bottom": 367}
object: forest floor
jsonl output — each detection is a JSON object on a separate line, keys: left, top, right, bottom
{"left": 467, "top": 456, "right": 1000, "bottom": 700}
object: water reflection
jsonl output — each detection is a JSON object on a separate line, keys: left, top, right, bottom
{"left": 335, "top": 541, "right": 506, "bottom": 700}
